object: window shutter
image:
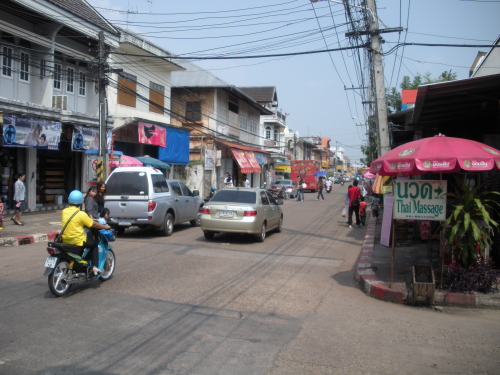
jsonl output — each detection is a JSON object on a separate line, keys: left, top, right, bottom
{"left": 117, "top": 73, "right": 137, "bottom": 107}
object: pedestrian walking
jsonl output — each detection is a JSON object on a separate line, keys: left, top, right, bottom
{"left": 0, "top": 196, "right": 4, "bottom": 229}
{"left": 84, "top": 186, "right": 99, "bottom": 220}
{"left": 12, "top": 173, "right": 26, "bottom": 226}
{"left": 316, "top": 177, "right": 325, "bottom": 200}
{"left": 243, "top": 174, "right": 250, "bottom": 188}
{"left": 223, "top": 172, "right": 233, "bottom": 188}
{"left": 296, "top": 176, "right": 305, "bottom": 201}
{"left": 371, "top": 194, "right": 380, "bottom": 220}
{"left": 347, "top": 180, "right": 361, "bottom": 228}
{"left": 95, "top": 181, "right": 106, "bottom": 214}
{"left": 359, "top": 196, "right": 367, "bottom": 226}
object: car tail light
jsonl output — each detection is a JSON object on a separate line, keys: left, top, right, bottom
{"left": 243, "top": 210, "right": 257, "bottom": 217}
{"left": 286, "top": 186, "right": 292, "bottom": 189}
{"left": 201, "top": 207, "right": 211, "bottom": 214}
{"left": 272, "top": 186, "right": 277, "bottom": 189}
{"left": 47, "top": 247, "right": 61, "bottom": 255}
{"left": 148, "top": 201, "right": 157, "bottom": 212}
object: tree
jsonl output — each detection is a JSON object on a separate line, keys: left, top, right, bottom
{"left": 386, "top": 87, "right": 402, "bottom": 114}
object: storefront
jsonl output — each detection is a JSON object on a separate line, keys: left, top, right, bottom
{"left": 215, "top": 140, "right": 269, "bottom": 189}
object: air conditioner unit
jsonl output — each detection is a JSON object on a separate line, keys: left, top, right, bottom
{"left": 52, "top": 95, "right": 68, "bottom": 110}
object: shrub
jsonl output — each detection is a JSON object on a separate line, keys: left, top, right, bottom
{"left": 445, "top": 259, "right": 499, "bottom": 294}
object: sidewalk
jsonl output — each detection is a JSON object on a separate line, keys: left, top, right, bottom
{"left": 0, "top": 209, "right": 62, "bottom": 246}
{"left": 355, "top": 213, "right": 500, "bottom": 309}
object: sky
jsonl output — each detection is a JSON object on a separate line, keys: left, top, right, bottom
{"left": 86, "top": 0, "right": 500, "bottom": 162}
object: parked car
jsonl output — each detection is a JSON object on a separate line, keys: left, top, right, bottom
{"left": 344, "top": 175, "right": 351, "bottom": 182}
{"left": 200, "top": 188, "right": 283, "bottom": 242}
{"left": 333, "top": 176, "right": 341, "bottom": 184}
{"left": 271, "top": 179, "right": 296, "bottom": 198}
{"left": 104, "top": 167, "right": 204, "bottom": 236}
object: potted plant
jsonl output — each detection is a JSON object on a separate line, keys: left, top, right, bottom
{"left": 445, "top": 178, "right": 499, "bottom": 267}
{"left": 444, "top": 178, "right": 500, "bottom": 293}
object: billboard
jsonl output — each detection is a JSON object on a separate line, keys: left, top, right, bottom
{"left": 2, "top": 114, "right": 61, "bottom": 150}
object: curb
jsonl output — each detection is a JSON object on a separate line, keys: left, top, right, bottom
{"left": 0, "top": 231, "right": 59, "bottom": 247}
{"left": 354, "top": 216, "right": 407, "bottom": 305}
{"left": 354, "top": 218, "right": 500, "bottom": 309}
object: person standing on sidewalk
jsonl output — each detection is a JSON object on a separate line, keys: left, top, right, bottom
{"left": 12, "top": 173, "right": 26, "bottom": 226}
{"left": 359, "top": 196, "right": 367, "bottom": 226}
{"left": 316, "top": 177, "right": 325, "bottom": 201}
{"left": 95, "top": 181, "right": 106, "bottom": 214}
{"left": 371, "top": 194, "right": 380, "bottom": 220}
{"left": 0, "top": 197, "right": 4, "bottom": 229}
{"left": 347, "top": 180, "right": 361, "bottom": 228}
{"left": 84, "top": 187, "right": 99, "bottom": 220}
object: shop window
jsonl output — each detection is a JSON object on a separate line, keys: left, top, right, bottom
{"left": 265, "top": 126, "right": 271, "bottom": 139}
{"left": 53, "top": 63, "right": 62, "bottom": 89}
{"left": 66, "top": 67, "right": 74, "bottom": 92}
{"left": 20, "top": 52, "right": 29, "bottom": 81}
{"left": 185, "top": 101, "right": 201, "bottom": 121}
{"left": 149, "top": 82, "right": 165, "bottom": 114}
{"left": 117, "top": 72, "right": 137, "bottom": 107}
{"left": 2, "top": 47, "right": 13, "bottom": 77}
{"left": 78, "top": 72, "right": 86, "bottom": 96}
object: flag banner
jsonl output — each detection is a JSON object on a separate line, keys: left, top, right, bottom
{"left": 138, "top": 122, "right": 166, "bottom": 147}
{"left": 2, "top": 114, "right": 61, "bottom": 150}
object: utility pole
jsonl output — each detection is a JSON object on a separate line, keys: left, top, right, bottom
{"left": 98, "top": 31, "right": 108, "bottom": 181}
{"left": 366, "top": 0, "right": 390, "bottom": 156}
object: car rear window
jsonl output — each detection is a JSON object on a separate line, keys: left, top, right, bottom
{"left": 211, "top": 190, "right": 256, "bottom": 204}
{"left": 106, "top": 171, "right": 149, "bottom": 195}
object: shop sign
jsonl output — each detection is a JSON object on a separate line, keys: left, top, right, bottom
{"left": 138, "top": 122, "right": 166, "bottom": 147}
{"left": 275, "top": 165, "right": 291, "bottom": 173}
{"left": 393, "top": 180, "right": 447, "bottom": 221}
{"left": 2, "top": 114, "right": 61, "bottom": 150}
{"left": 72, "top": 125, "right": 111, "bottom": 152}
{"left": 205, "top": 149, "right": 214, "bottom": 170}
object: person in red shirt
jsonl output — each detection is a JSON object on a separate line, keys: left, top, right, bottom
{"left": 347, "top": 180, "right": 362, "bottom": 228}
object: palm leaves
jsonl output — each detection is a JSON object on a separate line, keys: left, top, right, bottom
{"left": 444, "top": 178, "right": 500, "bottom": 267}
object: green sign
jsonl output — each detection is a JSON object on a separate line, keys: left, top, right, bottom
{"left": 393, "top": 180, "right": 447, "bottom": 221}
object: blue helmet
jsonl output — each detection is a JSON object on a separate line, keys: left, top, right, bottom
{"left": 210, "top": 186, "right": 216, "bottom": 192}
{"left": 68, "top": 190, "right": 83, "bottom": 205}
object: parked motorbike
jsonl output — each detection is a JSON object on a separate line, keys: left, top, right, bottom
{"left": 268, "top": 185, "right": 290, "bottom": 200}
{"left": 43, "top": 230, "right": 116, "bottom": 297}
{"left": 204, "top": 186, "right": 217, "bottom": 202}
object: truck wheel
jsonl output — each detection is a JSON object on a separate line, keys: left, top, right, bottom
{"left": 159, "top": 213, "right": 174, "bottom": 236}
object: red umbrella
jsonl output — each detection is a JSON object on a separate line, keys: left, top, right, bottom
{"left": 369, "top": 134, "right": 500, "bottom": 176}
{"left": 109, "top": 155, "right": 143, "bottom": 168}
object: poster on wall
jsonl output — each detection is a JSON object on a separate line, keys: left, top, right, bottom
{"left": 72, "top": 125, "right": 111, "bottom": 152}
{"left": 216, "top": 150, "right": 222, "bottom": 167}
{"left": 2, "top": 114, "right": 61, "bottom": 150}
{"left": 138, "top": 122, "right": 166, "bottom": 147}
{"left": 205, "top": 149, "right": 214, "bottom": 170}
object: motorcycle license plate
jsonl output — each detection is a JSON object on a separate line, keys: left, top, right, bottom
{"left": 44, "top": 256, "right": 58, "bottom": 269}
{"left": 219, "top": 210, "right": 234, "bottom": 218}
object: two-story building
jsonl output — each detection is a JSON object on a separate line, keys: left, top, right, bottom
{"left": 170, "top": 62, "right": 273, "bottom": 195}
{"left": 0, "top": 0, "right": 119, "bottom": 212}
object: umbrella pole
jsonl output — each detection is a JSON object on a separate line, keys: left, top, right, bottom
{"left": 390, "top": 219, "right": 396, "bottom": 287}
{"left": 439, "top": 173, "right": 445, "bottom": 290}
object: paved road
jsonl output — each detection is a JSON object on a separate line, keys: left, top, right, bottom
{"left": 1, "top": 185, "right": 499, "bottom": 375}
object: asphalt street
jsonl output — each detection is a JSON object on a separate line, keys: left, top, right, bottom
{"left": 1, "top": 184, "right": 499, "bottom": 375}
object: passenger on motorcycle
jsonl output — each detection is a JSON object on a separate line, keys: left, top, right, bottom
{"left": 325, "top": 178, "right": 332, "bottom": 189}
{"left": 62, "top": 190, "right": 111, "bottom": 275}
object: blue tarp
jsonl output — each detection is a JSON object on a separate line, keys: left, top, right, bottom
{"left": 158, "top": 127, "right": 190, "bottom": 165}
{"left": 85, "top": 150, "right": 123, "bottom": 155}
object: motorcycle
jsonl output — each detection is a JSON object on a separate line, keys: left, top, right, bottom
{"left": 269, "top": 185, "right": 290, "bottom": 200}
{"left": 43, "top": 230, "right": 116, "bottom": 297}
{"left": 340, "top": 179, "right": 344, "bottom": 186}
{"left": 204, "top": 186, "right": 217, "bottom": 202}
{"left": 326, "top": 184, "right": 332, "bottom": 193}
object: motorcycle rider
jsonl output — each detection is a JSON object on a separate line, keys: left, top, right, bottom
{"left": 62, "top": 190, "right": 111, "bottom": 275}
{"left": 325, "top": 177, "right": 332, "bottom": 191}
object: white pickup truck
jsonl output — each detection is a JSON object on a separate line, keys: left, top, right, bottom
{"left": 104, "top": 167, "right": 204, "bottom": 236}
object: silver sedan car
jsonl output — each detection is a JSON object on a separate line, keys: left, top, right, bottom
{"left": 200, "top": 188, "right": 284, "bottom": 242}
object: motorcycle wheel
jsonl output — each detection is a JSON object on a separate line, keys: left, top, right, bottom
{"left": 48, "top": 260, "right": 73, "bottom": 297}
{"left": 99, "top": 249, "right": 116, "bottom": 282}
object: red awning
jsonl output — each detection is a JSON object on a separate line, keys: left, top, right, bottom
{"left": 216, "top": 140, "right": 270, "bottom": 154}
{"left": 231, "top": 149, "right": 254, "bottom": 173}
{"left": 245, "top": 151, "right": 262, "bottom": 173}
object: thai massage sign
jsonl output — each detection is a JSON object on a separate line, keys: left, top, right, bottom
{"left": 393, "top": 180, "right": 447, "bottom": 221}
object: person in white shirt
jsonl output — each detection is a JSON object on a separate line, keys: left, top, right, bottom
{"left": 243, "top": 174, "right": 250, "bottom": 188}
{"left": 224, "top": 172, "right": 233, "bottom": 188}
